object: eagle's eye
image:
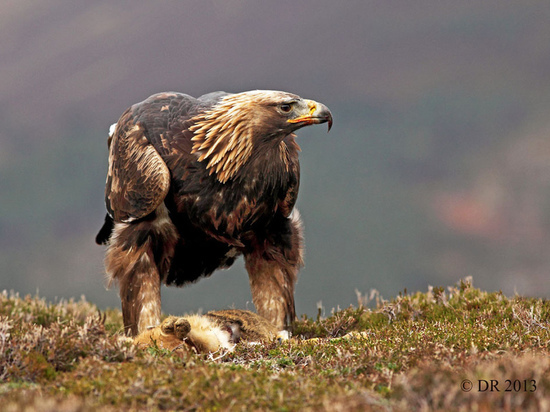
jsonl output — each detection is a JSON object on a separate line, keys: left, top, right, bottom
{"left": 279, "top": 103, "right": 293, "bottom": 113}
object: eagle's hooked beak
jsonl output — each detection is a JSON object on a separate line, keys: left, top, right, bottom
{"left": 288, "top": 99, "right": 333, "bottom": 132}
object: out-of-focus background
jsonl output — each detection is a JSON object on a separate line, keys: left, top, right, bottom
{"left": 2, "top": 1, "right": 550, "bottom": 317}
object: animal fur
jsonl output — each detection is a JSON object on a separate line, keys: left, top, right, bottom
{"left": 134, "top": 309, "right": 283, "bottom": 355}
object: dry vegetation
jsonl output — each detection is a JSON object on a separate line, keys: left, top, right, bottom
{"left": 2, "top": 278, "right": 550, "bottom": 411}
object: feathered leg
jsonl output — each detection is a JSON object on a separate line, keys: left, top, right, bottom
{"left": 104, "top": 205, "right": 178, "bottom": 336}
{"left": 244, "top": 211, "right": 304, "bottom": 330}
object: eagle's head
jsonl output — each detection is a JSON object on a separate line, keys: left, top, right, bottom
{"left": 190, "top": 90, "right": 332, "bottom": 183}
{"left": 220, "top": 90, "right": 333, "bottom": 134}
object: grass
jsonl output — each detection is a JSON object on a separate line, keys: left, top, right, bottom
{"left": 1, "top": 278, "right": 550, "bottom": 411}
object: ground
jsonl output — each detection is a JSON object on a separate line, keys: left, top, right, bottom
{"left": 1, "top": 278, "right": 550, "bottom": 411}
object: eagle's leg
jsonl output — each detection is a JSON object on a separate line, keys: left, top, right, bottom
{"left": 244, "top": 211, "right": 304, "bottom": 331}
{"left": 105, "top": 206, "right": 178, "bottom": 336}
{"left": 119, "top": 246, "right": 161, "bottom": 336}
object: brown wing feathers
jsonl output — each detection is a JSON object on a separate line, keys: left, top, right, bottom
{"left": 105, "top": 120, "right": 170, "bottom": 222}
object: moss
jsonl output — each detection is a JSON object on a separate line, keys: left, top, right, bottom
{"left": 2, "top": 280, "right": 550, "bottom": 410}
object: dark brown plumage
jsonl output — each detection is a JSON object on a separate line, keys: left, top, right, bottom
{"left": 96, "top": 90, "right": 332, "bottom": 336}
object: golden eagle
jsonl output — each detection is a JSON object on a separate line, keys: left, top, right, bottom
{"left": 96, "top": 90, "right": 332, "bottom": 336}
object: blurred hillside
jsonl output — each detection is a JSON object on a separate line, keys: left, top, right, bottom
{"left": 2, "top": 1, "right": 550, "bottom": 316}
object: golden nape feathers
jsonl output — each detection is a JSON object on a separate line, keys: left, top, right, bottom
{"left": 189, "top": 91, "right": 291, "bottom": 183}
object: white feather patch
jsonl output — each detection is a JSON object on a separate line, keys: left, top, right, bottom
{"left": 109, "top": 123, "right": 117, "bottom": 137}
